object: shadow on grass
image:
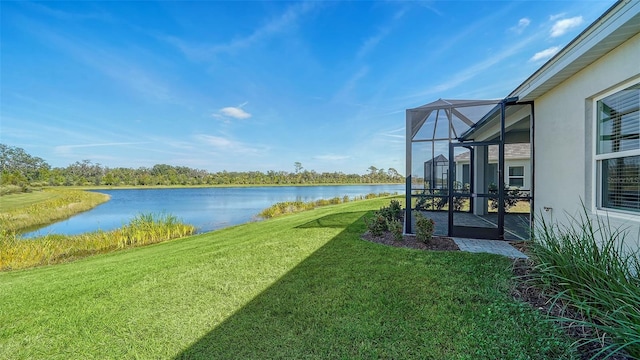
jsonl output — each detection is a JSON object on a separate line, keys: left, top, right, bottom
{"left": 175, "top": 210, "right": 376, "bottom": 359}
{"left": 296, "top": 211, "right": 367, "bottom": 229}
{"left": 174, "top": 210, "right": 571, "bottom": 359}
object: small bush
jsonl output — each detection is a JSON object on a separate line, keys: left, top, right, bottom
{"left": 489, "top": 183, "right": 521, "bottom": 211}
{"left": 415, "top": 212, "right": 435, "bottom": 243}
{"left": 379, "top": 199, "right": 403, "bottom": 221}
{"left": 365, "top": 213, "right": 387, "bottom": 237}
{"left": 387, "top": 219, "right": 403, "bottom": 241}
{"left": 365, "top": 199, "right": 405, "bottom": 238}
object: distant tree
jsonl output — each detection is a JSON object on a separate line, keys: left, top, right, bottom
{"left": 294, "top": 162, "right": 303, "bottom": 174}
{"left": 387, "top": 168, "right": 400, "bottom": 179}
{"left": 0, "top": 144, "right": 51, "bottom": 185}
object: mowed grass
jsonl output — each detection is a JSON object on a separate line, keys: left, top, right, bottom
{"left": 0, "top": 190, "right": 60, "bottom": 212}
{"left": 0, "top": 189, "right": 110, "bottom": 232}
{"left": 0, "top": 197, "right": 575, "bottom": 359}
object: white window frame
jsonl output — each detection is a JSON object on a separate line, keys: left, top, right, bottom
{"left": 507, "top": 165, "right": 525, "bottom": 188}
{"left": 592, "top": 79, "right": 640, "bottom": 219}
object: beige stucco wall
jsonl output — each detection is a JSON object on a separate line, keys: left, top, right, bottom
{"left": 534, "top": 32, "right": 640, "bottom": 253}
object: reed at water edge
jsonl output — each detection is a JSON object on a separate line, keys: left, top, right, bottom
{"left": 0, "top": 189, "right": 110, "bottom": 232}
{"left": 0, "top": 213, "right": 196, "bottom": 271}
{"left": 258, "top": 192, "right": 397, "bottom": 219}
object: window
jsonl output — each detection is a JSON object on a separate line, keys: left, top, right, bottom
{"left": 508, "top": 166, "right": 525, "bottom": 188}
{"left": 595, "top": 82, "right": 640, "bottom": 213}
{"left": 462, "top": 164, "right": 470, "bottom": 186}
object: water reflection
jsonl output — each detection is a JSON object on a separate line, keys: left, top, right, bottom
{"left": 24, "top": 185, "right": 404, "bottom": 237}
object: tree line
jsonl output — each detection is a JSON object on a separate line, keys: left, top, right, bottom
{"left": 1, "top": 144, "right": 403, "bottom": 188}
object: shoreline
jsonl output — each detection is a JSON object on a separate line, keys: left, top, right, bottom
{"left": 62, "top": 182, "right": 404, "bottom": 191}
{"left": 0, "top": 189, "right": 111, "bottom": 233}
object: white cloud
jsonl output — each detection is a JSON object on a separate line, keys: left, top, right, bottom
{"left": 550, "top": 16, "right": 583, "bottom": 38}
{"left": 219, "top": 106, "right": 251, "bottom": 119}
{"left": 549, "top": 13, "right": 566, "bottom": 21}
{"left": 510, "top": 18, "right": 531, "bottom": 34}
{"left": 529, "top": 46, "right": 560, "bottom": 62}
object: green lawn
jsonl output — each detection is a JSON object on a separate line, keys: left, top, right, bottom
{"left": 0, "top": 197, "right": 575, "bottom": 359}
{"left": 0, "top": 190, "right": 60, "bottom": 212}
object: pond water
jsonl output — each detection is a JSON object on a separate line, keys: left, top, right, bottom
{"left": 24, "top": 185, "right": 404, "bottom": 237}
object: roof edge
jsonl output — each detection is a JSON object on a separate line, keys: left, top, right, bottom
{"left": 509, "top": 0, "right": 638, "bottom": 100}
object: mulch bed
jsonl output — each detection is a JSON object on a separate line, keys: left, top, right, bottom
{"left": 361, "top": 230, "right": 633, "bottom": 360}
{"left": 361, "top": 231, "right": 459, "bottom": 251}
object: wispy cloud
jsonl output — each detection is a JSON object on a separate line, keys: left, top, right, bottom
{"left": 549, "top": 13, "right": 566, "bottom": 21}
{"left": 356, "top": 8, "right": 406, "bottom": 59}
{"left": 313, "top": 154, "right": 350, "bottom": 161}
{"left": 550, "top": 16, "right": 583, "bottom": 38}
{"left": 529, "top": 46, "right": 560, "bottom": 62}
{"left": 54, "top": 142, "right": 150, "bottom": 157}
{"left": 357, "top": 28, "right": 391, "bottom": 60}
{"left": 379, "top": 127, "right": 405, "bottom": 142}
{"left": 164, "top": 2, "right": 319, "bottom": 61}
{"left": 23, "top": 2, "right": 113, "bottom": 22}
{"left": 194, "top": 134, "right": 267, "bottom": 154}
{"left": 510, "top": 18, "right": 531, "bottom": 34}
{"left": 332, "top": 66, "right": 370, "bottom": 103}
{"left": 411, "top": 34, "right": 537, "bottom": 98}
{"left": 16, "top": 18, "right": 177, "bottom": 104}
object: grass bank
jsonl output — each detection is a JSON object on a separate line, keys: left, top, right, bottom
{"left": 0, "top": 197, "right": 575, "bottom": 359}
{"left": 0, "top": 189, "right": 110, "bottom": 232}
{"left": 0, "top": 213, "right": 196, "bottom": 271}
{"left": 258, "top": 192, "right": 397, "bottom": 218}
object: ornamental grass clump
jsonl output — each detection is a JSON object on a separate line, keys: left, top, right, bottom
{"left": 530, "top": 208, "right": 640, "bottom": 359}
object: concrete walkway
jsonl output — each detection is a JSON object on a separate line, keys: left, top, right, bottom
{"left": 453, "top": 238, "right": 528, "bottom": 259}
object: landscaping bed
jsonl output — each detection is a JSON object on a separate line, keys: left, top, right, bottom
{"left": 362, "top": 224, "right": 635, "bottom": 360}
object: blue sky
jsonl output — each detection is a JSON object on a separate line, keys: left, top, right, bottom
{"left": 1, "top": 0, "right": 615, "bottom": 174}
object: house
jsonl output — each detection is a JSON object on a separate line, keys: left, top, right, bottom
{"left": 453, "top": 143, "right": 531, "bottom": 190}
{"left": 406, "top": 0, "right": 640, "bottom": 250}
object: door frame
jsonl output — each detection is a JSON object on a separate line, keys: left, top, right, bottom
{"left": 448, "top": 140, "right": 504, "bottom": 239}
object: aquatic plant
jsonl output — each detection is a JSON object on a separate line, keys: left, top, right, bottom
{"left": 0, "top": 213, "right": 195, "bottom": 271}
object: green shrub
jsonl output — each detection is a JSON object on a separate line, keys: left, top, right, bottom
{"left": 530, "top": 208, "right": 640, "bottom": 359}
{"left": 489, "top": 183, "right": 522, "bottom": 211}
{"left": 379, "top": 199, "right": 403, "bottom": 221}
{"left": 415, "top": 212, "right": 435, "bottom": 243}
{"left": 387, "top": 219, "right": 403, "bottom": 241}
{"left": 365, "top": 199, "right": 405, "bottom": 237}
{"left": 365, "top": 213, "right": 387, "bottom": 237}
{"left": 414, "top": 184, "right": 467, "bottom": 211}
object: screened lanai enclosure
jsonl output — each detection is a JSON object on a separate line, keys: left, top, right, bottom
{"left": 405, "top": 98, "right": 534, "bottom": 240}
